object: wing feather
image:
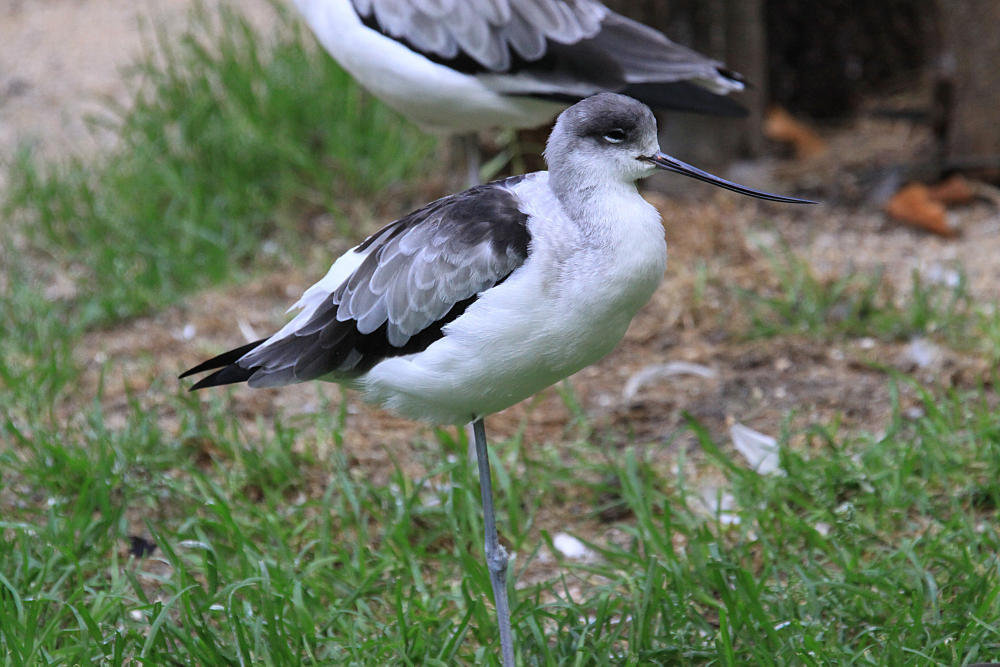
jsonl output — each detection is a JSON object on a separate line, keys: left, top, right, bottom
{"left": 501, "top": 7, "right": 548, "bottom": 62}
{"left": 405, "top": 11, "right": 455, "bottom": 55}
{"left": 352, "top": 0, "right": 606, "bottom": 72}
{"left": 347, "top": 0, "right": 743, "bottom": 113}
{"left": 184, "top": 177, "right": 532, "bottom": 389}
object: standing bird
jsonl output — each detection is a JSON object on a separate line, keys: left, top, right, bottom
{"left": 291, "top": 0, "right": 747, "bottom": 184}
{"left": 181, "top": 94, "right": 812, "bottom": 665}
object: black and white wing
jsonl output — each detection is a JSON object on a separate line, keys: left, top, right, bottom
{"left": 181, "top": 178, "right": 531, "bottom": 390}
{"left": 351, "top": 0, "right": 607, "bottom": 71}
{"left": 350, "top": 0, "right": 745, "bottom": 115}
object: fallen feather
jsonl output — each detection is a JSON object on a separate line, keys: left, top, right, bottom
{"left": 622, "top": 361, "right": 717, "bottom": 402}
{"left": 237, "top": 319, "right": 259, "bottom": 343}
{"left": 730, "top": 423, "right": 783, "bottom": 476}
{"left": 906, "top": 337, "right": 942, "bottom": 369}
{"left": 552, "top": 533, "right": 594, "bottom": 561}
{"left": 700, "top": 488, "right": 741, "bottom": 525}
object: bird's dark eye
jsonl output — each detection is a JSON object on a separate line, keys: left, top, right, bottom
{"left": 602, "top": 128, "right": 627, "bottom": 144}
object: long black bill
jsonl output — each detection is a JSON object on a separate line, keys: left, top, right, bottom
{"left": 643, "top": 152, "right": 817, "bottom": 204}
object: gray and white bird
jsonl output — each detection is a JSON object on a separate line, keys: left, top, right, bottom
{"left": 292, "top": 0, "right": 747, "bottom": 183}
{"left": 181, "top": 93, "right": 812, "bottom": 666}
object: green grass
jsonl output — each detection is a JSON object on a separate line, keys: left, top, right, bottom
{"left": 4, "top": 238, "right": 1000, "bottom": 663}
{"left": 2, "top": 1, "right": 434, "bottom": 327}
{"left": 0, "top": 254, "right": 80, "bottom": 416}
{"left": 736, "top": 246, "right": 979, "bottom": 348}
{"left": 3, "top": 377, "right": 1000, "bottom": 663}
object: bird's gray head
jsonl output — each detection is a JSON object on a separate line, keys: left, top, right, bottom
{"left": 544, "top": 93, "right": 660, "bottom": 186}
{"left": 545, "top": 93, "right": 817, "bottom": 204}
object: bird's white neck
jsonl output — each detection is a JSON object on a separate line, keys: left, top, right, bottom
{"left": 548, "top": 166, "right": 651, "bottom": 238}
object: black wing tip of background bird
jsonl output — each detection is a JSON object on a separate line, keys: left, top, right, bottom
{"left": 180, "top": 338, "right": 267, "bottom": 388}
{"left": 622, "top": 81, "right": 748, "bottom": 118}
{"left": 717, "top": 67, "right": 746, "bottom": 86}
{"left": 527, "top": 82, "right": 747, "bottom": 118}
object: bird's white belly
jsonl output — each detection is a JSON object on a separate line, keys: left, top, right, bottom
{"left": 360, "top": 219, "right": 667, "bottom": 424}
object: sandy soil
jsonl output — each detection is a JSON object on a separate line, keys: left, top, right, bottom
{"left": 0, "top": 0, "right": 274, "bottom": 166}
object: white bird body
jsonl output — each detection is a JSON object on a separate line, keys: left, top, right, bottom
{"left": 252, "top": 169, "right": 664, "bottom": 423}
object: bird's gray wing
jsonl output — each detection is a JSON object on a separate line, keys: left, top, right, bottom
{"left": 222, "top": 177, "right": 532, "bottom": 389}
{"left": 350, "top": 0, "right": 744, "bottom": 114}
{"left": 513, "top": 11, "right": 746, "bottom": 115}
{"left": 583, "top": 13, "right": 741, "bottom": 90}
{"left": 351, "top": 0, "right": 607, "bottom": 72}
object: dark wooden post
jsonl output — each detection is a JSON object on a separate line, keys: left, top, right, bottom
{"left": 725, "top": 0, "right": 766, "bottom": 157}
{"left": 937, "top": 0, "right": 1000, "bottom": 173}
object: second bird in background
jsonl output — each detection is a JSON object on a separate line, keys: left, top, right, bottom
{"left": 292, "top": 0, "right": 748, "bottom": 183}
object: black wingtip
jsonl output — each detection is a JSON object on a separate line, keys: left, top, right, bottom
{"left": 717, "top": 67, "right": 746, "bottom": 86}
{"left": 180, "top": 338, "right": 267, "bottom": 386}
{"left": 527, "top": 82, "right": 748, "bottom": 119}
{"left": 179, "top": 362, "right": 211, "bottom": 380}
{"left": 623, "top": 81, "right": 749, "bottom": 118}
{"left": 187, "top": 363, "right": 257, "bottom": 391}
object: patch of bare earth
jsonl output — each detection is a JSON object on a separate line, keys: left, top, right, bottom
{"left": 0, "top": 0, "right": 277, "bottom": 165}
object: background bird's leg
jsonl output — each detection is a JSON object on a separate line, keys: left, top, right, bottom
{"left": 466, "top": 423, "right": 477, "bottom": 465}
{"left": 472, "top": 417, "right": 515, "bottom": 667}
{"left": 462, "top": 132, "right": 481, "bottom": 187}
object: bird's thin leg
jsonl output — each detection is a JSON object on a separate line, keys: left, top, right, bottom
{"left": 472, "top": 417, "right": 515, "bottom": 667}
{"left": 463, "top": 132, "right": 481, "bottom": 187}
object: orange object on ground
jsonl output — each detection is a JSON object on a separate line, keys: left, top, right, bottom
{"left": 763, "top": 106, "right": 828, "bottom": 159}
{"left": 885, "top": 183, "right": 956, "bottom": 237}
{"left": 928, "top": 174, "right": 976, "bottom": 205}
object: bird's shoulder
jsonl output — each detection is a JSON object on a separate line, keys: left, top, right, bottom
{"left": 355, "top": 173, "right": 533, "bottom": 261}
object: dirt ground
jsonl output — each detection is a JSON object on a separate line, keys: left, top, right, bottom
{"left": 0, "top": 0, "right": 279, "bottom": 161}
{"left": 4, "top": 0, "right": 1000, "bottom": 570}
